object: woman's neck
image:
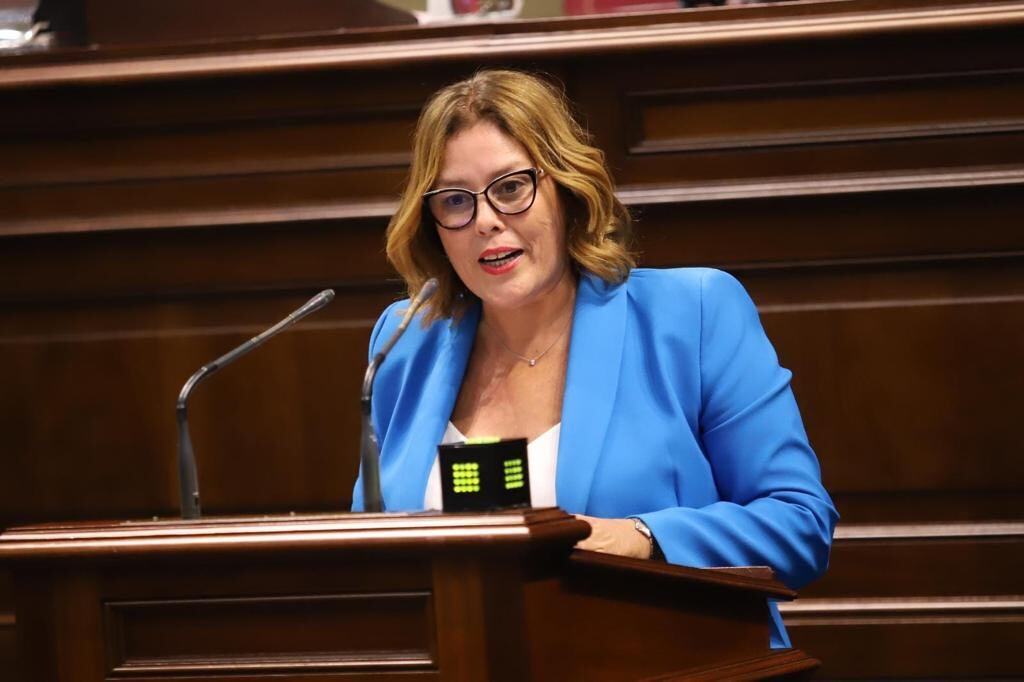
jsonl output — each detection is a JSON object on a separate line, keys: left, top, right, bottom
{"left": 480, "top": 269, "right": 577, "bottom": 358}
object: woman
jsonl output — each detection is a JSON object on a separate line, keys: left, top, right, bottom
{"left": 352, "top": 70, "right": 837, "bottom": 648}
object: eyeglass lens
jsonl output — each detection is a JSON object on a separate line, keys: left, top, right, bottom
{"left": 427, "top": 170, "right": 536, "bottom": 229}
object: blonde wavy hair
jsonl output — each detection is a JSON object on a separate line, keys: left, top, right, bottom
{"left": 386, "top": 69, "right": 634, "bottom": 321}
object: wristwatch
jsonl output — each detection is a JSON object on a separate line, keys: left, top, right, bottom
{"left": 632, "top": 518, "right": 663, "bottom": 560}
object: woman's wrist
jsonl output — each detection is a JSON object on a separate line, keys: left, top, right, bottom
{"left": 632, "top": 517, "right": 663, "bottom": 560}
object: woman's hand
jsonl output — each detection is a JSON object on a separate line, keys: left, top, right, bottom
{"left": 574, "top": 514, "right": 652, "bottom": 559}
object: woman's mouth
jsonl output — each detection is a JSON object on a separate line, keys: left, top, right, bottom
{"left": 478, "top": 249, "right": 523, "bottom": 274}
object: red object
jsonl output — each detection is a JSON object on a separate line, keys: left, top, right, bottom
{"left": 563, "top": 0, "right": 679, "bottom": 15}
{"left": 452, "top": 0, "right": 480, "bottom": 14}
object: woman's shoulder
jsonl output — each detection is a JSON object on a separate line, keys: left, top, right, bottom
{"left": 369, "top": 300, "right": 405, "bottom": 357}
{"left": 369, "top": 298, "right": 467, "bottom": 358}
{"left": 623, "top": 267, "right": 750, "bottom": 305}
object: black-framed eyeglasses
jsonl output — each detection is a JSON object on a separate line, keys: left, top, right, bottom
{"left": 423, "top": 167, "right": 543, "bottom": 230}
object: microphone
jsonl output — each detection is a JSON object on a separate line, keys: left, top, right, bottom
{"left": 176, "top": 289, "right": 336, "bottom": 519}
{"left": 359, "top": 278, "right": 438, "bottom": 513}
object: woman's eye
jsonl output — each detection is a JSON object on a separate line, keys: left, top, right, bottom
{"left": 497, "top": 180, "right": 524, "bottom": 195}
{"left": 444, "top": 193, "right": 468, "bottom": 208}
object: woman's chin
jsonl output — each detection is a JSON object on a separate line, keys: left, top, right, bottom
{"left": 475, "top": 281, "right": 541, "bottom": 312}
{"left": 479, "top": 291, "right": 530, "bottom": 312}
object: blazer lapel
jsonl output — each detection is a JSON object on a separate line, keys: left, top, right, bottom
{"left": 385, "top": 303, "right": 479, "bottom": 511}
{"left": 557, "top": 272, "right": 628, "bottom": 513}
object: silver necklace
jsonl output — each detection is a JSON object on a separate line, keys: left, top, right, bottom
{"left": 484, "top": 317, "right": 571, "bottom": 367}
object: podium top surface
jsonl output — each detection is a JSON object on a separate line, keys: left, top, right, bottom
{"left": 0, "top": 507, "right": 584, "bottom": 556}
{"left": 0, "top": 508, "right": 794, "bottom": 598}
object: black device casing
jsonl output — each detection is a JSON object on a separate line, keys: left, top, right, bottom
{"left": 439, "top": 438, "right": 531, "bottom": 512}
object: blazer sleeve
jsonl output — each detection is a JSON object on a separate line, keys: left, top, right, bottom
{"left": 634, "top": 269, "right": 838, "bottom": 590}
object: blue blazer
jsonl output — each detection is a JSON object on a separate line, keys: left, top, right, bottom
{"left": 353, "top": 268, "right": 837, "bottom": 648}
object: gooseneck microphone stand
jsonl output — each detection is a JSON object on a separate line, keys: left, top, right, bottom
{"left": 360, "top": 279, "right": 438, "bottom": 513}
{"left": 176, "top": 289, "right": 335, "bottom": 519}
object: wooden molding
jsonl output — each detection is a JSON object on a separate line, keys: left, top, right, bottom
{"left": 834, "top": 521, "right": 1024, "bottom": 541}
{"left": 781, "top": 595, "right": 1024, "bottom": 626}
{"left": 0, "top": 509, "right": 590, "bottom": 560}
{"left": 0, "top": 199, "right": 396, "bottom": 238}
{"left": 3, "top": 2, "right": 1024, "bottom": 88}
{"left": 570, "top": 550, "right": 795, "bottom": 599}
{"left": 5, "top": 166, "right": 1022, "bottom": 239}
{"left": 618, "top": 166, "right": 1024, "bottom": 206}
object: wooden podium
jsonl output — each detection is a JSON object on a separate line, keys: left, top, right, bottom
{"left": 0, "top": 509, "right": 816, "bottom": 680}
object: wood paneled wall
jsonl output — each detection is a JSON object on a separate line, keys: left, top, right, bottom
{"left": 2, "top": 1, "right": 1022, "bottom": 677}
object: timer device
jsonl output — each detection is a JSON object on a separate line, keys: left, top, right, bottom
{"left": 439, "top": 437, "right": 531, "bottom": 512}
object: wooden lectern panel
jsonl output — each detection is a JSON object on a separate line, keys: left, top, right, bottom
{"left": 0, "top": 509, "right": 815, "bottom": 681}
{"left": 105, "top": 593, "right": 435, "bottom": 674}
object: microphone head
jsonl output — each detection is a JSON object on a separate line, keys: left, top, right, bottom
{"left": 418, "top": 278, "right": 439, "bottom": 301}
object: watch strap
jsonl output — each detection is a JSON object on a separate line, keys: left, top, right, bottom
{"left": 632, "top": 517, "right": 663, "bottom": 561}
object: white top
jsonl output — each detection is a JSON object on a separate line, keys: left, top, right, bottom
{"left": 423, "top": 421, "right": 561, "bottom": 510}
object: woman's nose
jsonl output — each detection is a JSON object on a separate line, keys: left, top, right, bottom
{"left": 473, "top": 195, "right": 506, "bottom": 235}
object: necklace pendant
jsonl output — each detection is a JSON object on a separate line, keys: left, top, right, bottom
{"left": 528, "top": 359, "right": 537, "bottom": 367}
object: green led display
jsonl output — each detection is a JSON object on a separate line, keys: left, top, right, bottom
{"left": 438, "top": 439, "right": 530, "bottom": 511}
{"left": 503, "top": 458, "right": 525, "bottom": 490}
{"left": 451, "top": 462, "right": 481, "bottom": 494}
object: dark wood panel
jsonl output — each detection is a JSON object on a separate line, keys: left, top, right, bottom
{"left": 100, "top": 556, "right": 435, "bottom": 599}
{"left": 764, "top": 293, "right": 1024, "bottom": 495}
{"left": 622, "top": 131, "right": 1024, "bottom": 187}
{"left": 106, "top": 593, "right": 435, "bottom": 674}
{"left": 572, "top": 28, "right": 1024, "bottom": 186}
{"left": 802, "top": 525, "right": 1024, "bottom": 598}
{"left": 628, "top": 70, "right": 1024, "bottom": 153}
{"left": 0, "top": 313, "right": 371, "bottom": 524}
{"left": 744, "top": 252, "right": 1024, "bottom": 305}
{"left": 523, "top": 571, "right": 769, "bottom": 681}
{"left": 0, "top": 169, "right": 406, "bottom": 235}
{"left": 646, "top": 650, "right": 819, "bottom": 681}
{"left": 5, "top": 541, "right": 443, "bottom": 676}
{"left": 1, "top": 110, "right": 417, "bottom": 189}
{"left": 784, "top": 525, "right": 1024, "bottom": 677}
{"left": 0, "top": 221, "right": 396, "bottom": 301}
{"left": 789, "top": 617, "right": 1024, "bottom": 679}
{"left": 831, "top": 491, "right": 1024, "bottom": 524}
{"left": 633, "top": 184, "right": 1024, "bottom": 269}
{"left": 0, "top": 609, "right": 12, "bottom": 679}
{"left": 0, "top": 67, "right": 453, "bottom": 136}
